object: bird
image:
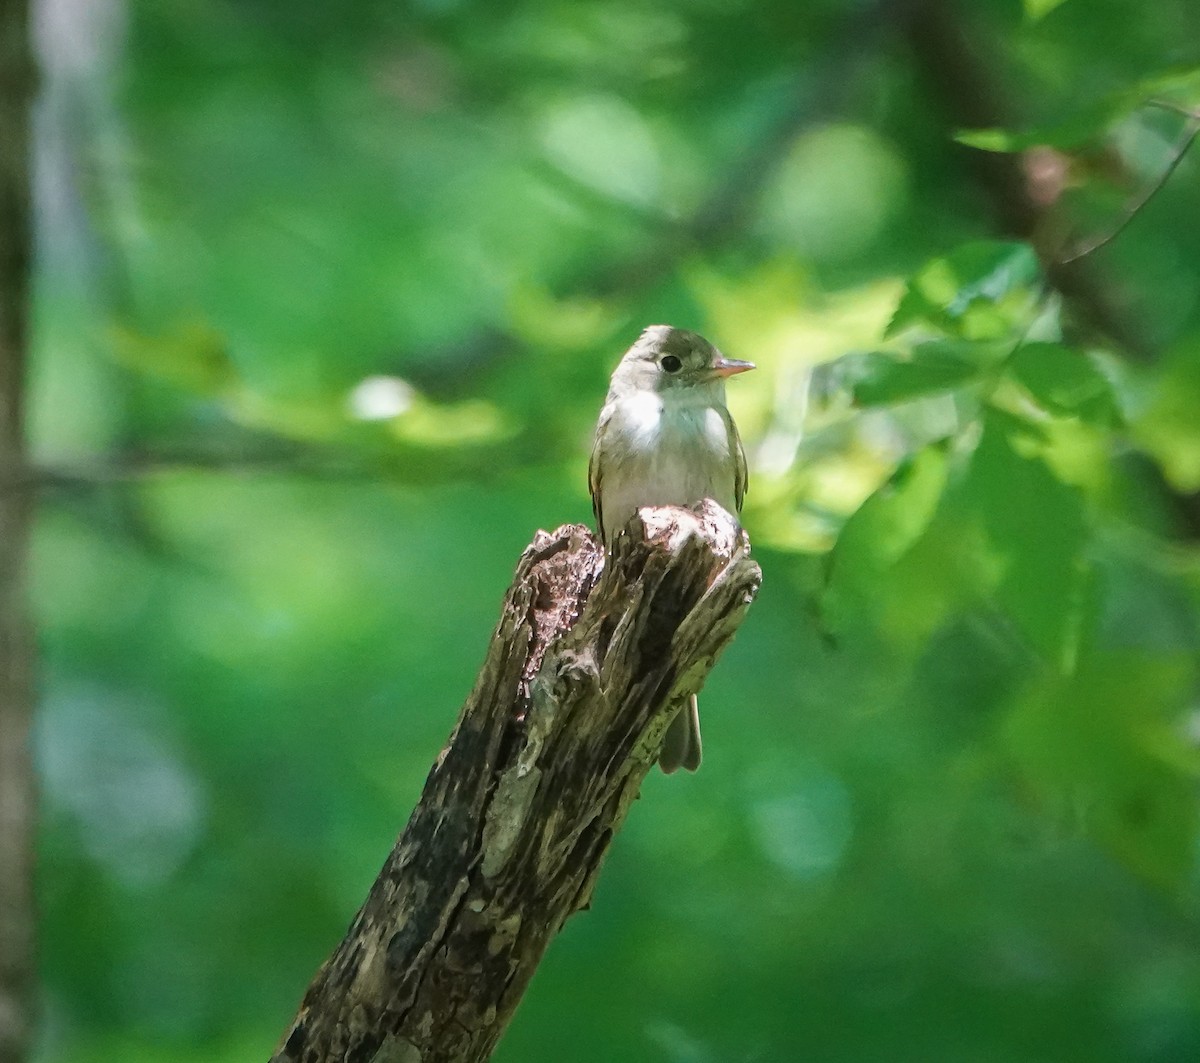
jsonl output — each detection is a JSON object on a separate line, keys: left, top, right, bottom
{"left": 588, "top": 324, "right": 754, "bottom": 773}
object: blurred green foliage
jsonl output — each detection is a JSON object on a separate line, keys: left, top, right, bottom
{"left": 26, "top": 0, "right": 1200, "bottom": 1060}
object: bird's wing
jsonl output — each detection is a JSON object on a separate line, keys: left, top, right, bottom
{"left": 721, "top": 404, "right": 749, "bottom": 513}
{"left": 588, "top": 405, "right": 611, "bottom": 539}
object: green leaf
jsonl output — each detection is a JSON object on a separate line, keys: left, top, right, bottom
{"left": 108, "top": 320, "right": 237, "bottom": 397}
{"left": 887, "top": 241, "right": 1041, "bottom": 339}
{"left": 829, "top": 442, "right": 952, "bottom": 579}
{"left": 1004, "top": 651, "right": 1199, "bottom": 891}
{"left": 822, "top": 441, "right": 959, "bottom": 642}
{"left": 1136, "top": 64, "right": 1200, "bottom": 110}
{"left": 955, "top": 91, "right": 1143, "bottom": 153}
{"left": 1130, "top": 334, "right": 1200, "bottom": 490}
{"left": 965, "top": 414, "right": 1089, "bottom": 663}
{"left": 954, "top": 128, "right": 1022, "bottom": 153}
{"left": 1023, "top": 0, "right": 1070, "bottom": 21}
{"left": 850, "top": 342, "right": 982, "bottom": 406}
{"left": 1008, "top": 342, "right": 1120, "bottom": 425}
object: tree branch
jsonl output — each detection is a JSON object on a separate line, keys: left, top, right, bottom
{"left": 0, "top": 0, "right": 37, "bottom": 1058}
{"left": 271, "top": 501, "right": 761, "bottom": 1063}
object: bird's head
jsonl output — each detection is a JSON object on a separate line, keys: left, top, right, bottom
{"left": 610, "top": 325, "right": 755, "bottom": 399}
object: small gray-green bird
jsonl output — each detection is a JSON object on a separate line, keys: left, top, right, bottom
{"left": 588, "top": 324, "right": 754, "bottom": 773}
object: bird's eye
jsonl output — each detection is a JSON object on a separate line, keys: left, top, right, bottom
{"left": 661, "top": 354, "right": 682, "bottom": 373}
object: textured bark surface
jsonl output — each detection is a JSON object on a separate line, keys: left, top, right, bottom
{"left": 0, "top": 0, "right": 36, "bottom": 1060}
{"left": 272, "top": 501, "right": 761, "bottom": 1063}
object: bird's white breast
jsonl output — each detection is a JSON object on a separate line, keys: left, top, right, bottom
{"left": 598, "top": 390, "right": 737, "bottom": 537}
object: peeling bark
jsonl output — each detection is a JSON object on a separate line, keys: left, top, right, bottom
{"left": 272, "top": 501, "right": 761, "bottom": 1063}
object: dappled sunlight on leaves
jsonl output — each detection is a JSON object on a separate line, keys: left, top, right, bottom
{"left": 1131, "top": 334, "right": 1200, "bottom": 490}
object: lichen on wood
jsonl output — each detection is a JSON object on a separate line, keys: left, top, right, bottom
{"left": 272, "top": 500, "right": 761, "bottom": 1063}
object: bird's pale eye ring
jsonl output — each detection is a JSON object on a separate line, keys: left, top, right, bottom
{"left": 661, "top": 354, "right": 682, "bottom": 373}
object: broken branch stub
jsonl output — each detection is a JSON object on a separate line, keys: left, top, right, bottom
{"left": 273, "top": 499, "right": 761, "bottom": 1063}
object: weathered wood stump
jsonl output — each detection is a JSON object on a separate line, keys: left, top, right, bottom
{"left": 273, "top": 500, "right": 761, "bottom": 1063}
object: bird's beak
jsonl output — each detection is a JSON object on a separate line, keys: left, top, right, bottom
{"left": 711, "top": 356, "right": 756, "bottom": 378}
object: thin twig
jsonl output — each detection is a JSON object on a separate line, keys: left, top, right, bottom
{"left": 1060, "top": 107, "right": 1200, "bottom": 264}
{"left": 1145, "top": 99, "right": 1200, "bottom": 121}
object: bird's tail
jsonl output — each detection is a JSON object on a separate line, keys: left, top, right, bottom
{"left": 659, "top": 694, "right": 702, "bottom": 774}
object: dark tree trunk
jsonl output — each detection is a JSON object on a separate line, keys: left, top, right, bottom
{"left": 272, "top": 502, "right": 760, "bottom": 1063}
{"left": 0, "top": 0, "right": 37, "bottom": 1060}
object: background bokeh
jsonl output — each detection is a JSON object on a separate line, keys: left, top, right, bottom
{"left": 25, "top": 0, "right": 1200, "bottom": 1060}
